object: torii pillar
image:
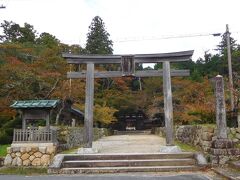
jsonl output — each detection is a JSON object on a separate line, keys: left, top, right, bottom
{"left": 163, "top": 61, "right": 174, "bottom": 146}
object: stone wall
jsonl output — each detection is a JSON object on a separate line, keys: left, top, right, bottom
{"left": 0, "top": 157, "right": 3, "bottom": 167}
{"left": 3, "top": 127, "right": 111, "bottom": 167}
{"left": 176, "top": 125, "right": 214, "bottom": 153}
{"left": 153, "top": 125, "right": 240, "bottom": 164}
{"left": 4, "top": 143, "right": 56, "bottom": 167}
{"left": 57, "top": 127, "right": 111, "bottom": 151}
{"left": 153, "top": 126, "right": 240, "bottom": 152}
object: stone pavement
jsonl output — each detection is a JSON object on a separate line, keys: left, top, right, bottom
{"left": 0, "top": 174, "right": 212, "bottom": 180}
{"left": 92, "top": 134, "right": 166, "bottom": 153}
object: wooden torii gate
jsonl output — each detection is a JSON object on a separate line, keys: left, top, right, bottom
{"left": 63, "top": 50, "right": 194, "bottom": 149}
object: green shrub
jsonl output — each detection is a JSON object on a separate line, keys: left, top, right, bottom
{"left": 0, "top": 130, "right": 12, "bottom": 144}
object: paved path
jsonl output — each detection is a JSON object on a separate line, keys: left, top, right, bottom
{"left": 93, "top": 134, "right": 166, "bottom": 153}
{"left": 0, "top": 174, "right": 211, "bottom": 180}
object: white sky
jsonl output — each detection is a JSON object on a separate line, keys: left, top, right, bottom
{"left": 0, "top": 0, "right": 240, "bottom": 61}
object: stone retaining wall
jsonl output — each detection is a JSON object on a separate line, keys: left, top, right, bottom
{"left": 4, "top": 143, "right": 56, "bottom": 167}
{"left": 153, "top": 125, "right": 240, "bottom": 164}
{"left": 0, "top": 157, "right": 3, "bottom": 167}
{"left": 57, "top": 127, "right": 111, "bottom": 151}
{"left": 3, "top": 127, "right": 111, "bottom": 167}
{"left": 153, "top": 126, "right": 240, "bottom": 152}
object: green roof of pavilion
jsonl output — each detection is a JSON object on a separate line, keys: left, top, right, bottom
{"left": 10, "top": 100, "right": 59, "bottom": 109}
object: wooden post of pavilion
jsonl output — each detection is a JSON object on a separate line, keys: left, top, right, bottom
{"left": 63, "top": 50, "right": 194, "bottom": 152}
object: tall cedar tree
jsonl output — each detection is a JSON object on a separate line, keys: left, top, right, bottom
{"left": 85, "top": 16, "right": 113, "bottom": 54}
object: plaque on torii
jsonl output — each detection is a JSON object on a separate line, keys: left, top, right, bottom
{"left": 63, "top": 50, "right": 194, "bottom": 149}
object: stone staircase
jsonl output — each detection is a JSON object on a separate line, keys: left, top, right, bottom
{"left": 49, "top": 152, "right": 203, "bottom": 174}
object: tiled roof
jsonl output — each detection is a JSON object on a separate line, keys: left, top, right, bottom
{"left": 10, "top": 100, "right": 59, "bottom": 109}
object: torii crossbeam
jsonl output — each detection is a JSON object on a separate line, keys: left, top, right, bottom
{"left": 63, "top": 50, "right": 194, "bottom": 149}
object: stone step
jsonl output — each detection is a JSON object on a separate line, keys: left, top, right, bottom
{"left": 62, "top": 158, "right": 196, "bottom": 168}
{"left": 63, "top": 152, "right": 195, "bottom": 161}
{"left": 59, "top": 165, "right": 200, "bottom": 174}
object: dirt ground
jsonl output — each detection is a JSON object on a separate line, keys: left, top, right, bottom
{"left": 93, "top": 134, "right": 166, "bottom": 153}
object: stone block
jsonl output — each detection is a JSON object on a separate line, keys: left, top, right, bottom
{"left": 12, "top": 147, "right": 20, "bottom": 153}
{"left": 4, "top": 154, "right": 12, "bottom": 166}
{"left": 21, "top": 153, "right": 30, "bottom": 161}
{"left": 236, "top": 128, "right": 240, "bottom": 133}
{"left": 201, "top": 140, "right": 212, "bottom": 147}
{"left": 46, "top": 146, "right": 56, "bottom": 154}
{"left": 210, "top": 155, "right": 219, "bottom": 164}
{"left": 7, "top": 147, "right": 12, "bottom": 154}
{"left": 39, "top": 147, "right": 46, "bottom": 154}
{"left": 202, "top": 147, "right": 210, "bottom": 152}
{"left": 31, "top": 147, "right": 38, "bottom": 152}
{"left": 227, "top": 148, "right": 240, "bottom": 155}
{"left": 227, "top": 127, "right": 230, "bottom": 134}
{"left": 211, "top": 139, "right": 234, "bottom": 148}
{"left": 12, "top": 157, "right": 22, "bottom": 166}
{"left": 201, "top": 132, "right": 213, "bottom": 141}
{"left": 34, "top": 152, "right": 42, "bottom": 158}
{"left": 31, "top": 158, "right": 41, "bottom": 166}
{"left": 236, "top": 133, "right": 240, "bottom": 139}
{"left": 40, "top": 154, "right": 50, "bottom": 166}
{"left": 219, "top": 156, "right": 230, "bottom": 165}
{"left": 233, "top": 138, "right": 239, "bottom": 143}
{"left": 212, "top": 136, "right": 217, "bottom": 141}
{"left": 26, "top": 147, "right": 31, "bottom": 153}
{"left": 23, "top": 159, "right": 31, "bottom": 166}
{"left": 202, "top": 126, "right": 214, "bottom": 133}
{"left": 16, "top": 157, "right": 22, "bottom": 166}
{"left": 29, "top": 155, "right": 35, "bottom": 161}
{"left": 211, "top": 148, "right": 228, "bottom": 155}
{"left": 20, "top": 147, "right": 26, "bottom": 153}
{"left": 12, "top": 157, "right": 17, "bottom": 166}
{"left": 29, "top": 151, "right": 34, "bottom": 155}
{"left": 16, "top": 152, "right": 21, "bottom": 157}
{"left": 10, "top": 153, "right": 16, "bottom": 158}
{"left": 230, "top": 128, "right": 236, "bottom": 135}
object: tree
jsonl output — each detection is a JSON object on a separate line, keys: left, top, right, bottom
{"left": 217, "top": 32, "right": 237, "bottom": 54}
{"left": 0, "top": 20, "right": 21, "bottom": 42}
{"left": 0, "top": 21, "right": 37, "bottom": 43}
{"left": 85, "top": 16, "right": 113, "bottom": 54}
{"left": 36, "top": 32, "right": 60, "bottom": 48}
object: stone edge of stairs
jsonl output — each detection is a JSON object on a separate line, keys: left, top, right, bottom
{"left": 48, "top": 152, "right": 207, "bottom": 174}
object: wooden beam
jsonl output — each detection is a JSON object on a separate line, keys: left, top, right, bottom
{"left": 63, "top": 50, "right": 194, "bottom": 64}
{"left": 67, "top": 70, "right": 190, "bottom": 79}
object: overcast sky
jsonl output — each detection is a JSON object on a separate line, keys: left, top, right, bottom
{"left": 1, "top": 0, "right": 240, "bottom": 61}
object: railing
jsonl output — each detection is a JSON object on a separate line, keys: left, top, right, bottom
{"left": 13, "top": 129, "right": 57, "bottom": 143}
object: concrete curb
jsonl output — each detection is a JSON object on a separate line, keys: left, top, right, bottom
{"left": 212, "top": 167, "right": 239, "bottom": 180}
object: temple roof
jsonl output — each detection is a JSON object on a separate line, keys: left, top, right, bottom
{"left": 10, "top": 100, "right": 59, "bottom": 109}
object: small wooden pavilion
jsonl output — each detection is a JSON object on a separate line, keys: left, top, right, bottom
{"left": 10, "top": 100, "right": 59, "bottom": 143}
{"left": 11, "top": 100, "right": 59, "bottom": 130}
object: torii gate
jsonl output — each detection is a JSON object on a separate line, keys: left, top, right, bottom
{"left": 63, "top": 50, "right": 193, "bottom": 149}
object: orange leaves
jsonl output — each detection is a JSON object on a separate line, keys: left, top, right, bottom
{"left": 112, "top": 77, "right": 129, "bottom": 91}
{"left": 6, "top": 57, "right": 23, "bottom": 65}
{"left": 172, "top": 78, "right": 215, "bottom": 124}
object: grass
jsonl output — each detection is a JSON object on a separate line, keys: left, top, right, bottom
{"left": 175, "top": 140, "right": 200, "bottom": 152}
{"left": 236, "top": 143, "right": 240, "bottom": 149}
{"left": 0, "top": 167, "right": 47, "bottom": 175}
{"left": 189, "top": 123, "right": 216, "bottom": 128}
{"left": 0, "top": 144, "right": 10, "bottom": 157}
{"left": 60, "top": 146, "right": 82, "bottom": 154}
